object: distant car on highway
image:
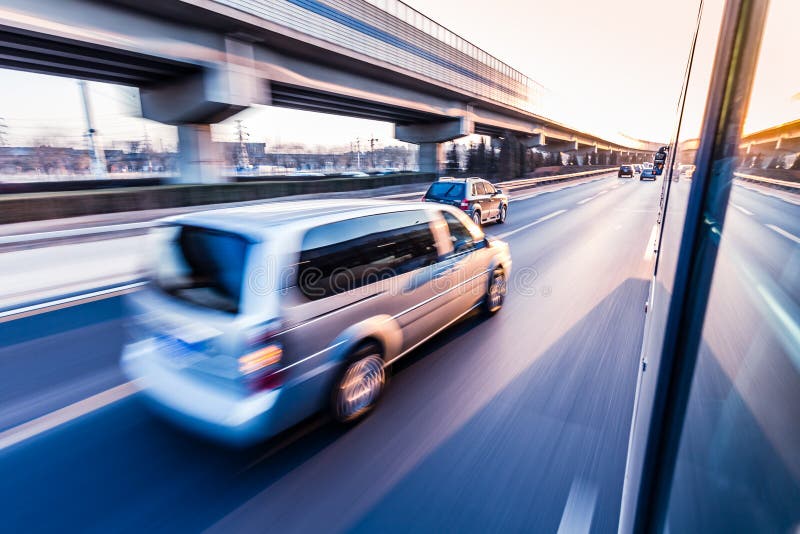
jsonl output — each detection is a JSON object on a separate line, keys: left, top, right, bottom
{"left": 422, "top": 177, "right": 508, "bottom": 226}
{"left": 633, "top": 164, "right": 643, "bottom": 174}
{"left": 374, "top": 168, "right": 401, "bottom": 175}
{"left": 121, "top": 200, "right": 512, "bottom": 445}
{"left": 640, "top": 168, "right": 657, "bottom": 181}
{"left": 618, "top": 165, "right": 634, "bottom": 178}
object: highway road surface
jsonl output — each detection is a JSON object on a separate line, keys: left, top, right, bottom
{"left": 1, "top": 174, "right": 794, "bottom": 532}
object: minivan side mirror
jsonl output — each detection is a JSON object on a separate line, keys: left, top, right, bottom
{"left": 494, "top": 188, "right": 503, "bottom": 194}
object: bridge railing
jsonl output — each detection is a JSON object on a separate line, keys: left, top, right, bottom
{"left": 216, "top": 0, "right": 546, "bottom": 115}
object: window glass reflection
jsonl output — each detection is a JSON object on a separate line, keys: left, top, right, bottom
{"left": 665, "top": 0, "right": 800, "bottom": 531}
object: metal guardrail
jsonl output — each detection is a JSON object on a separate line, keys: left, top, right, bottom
{"left": 1, "top": 168, "right": 614, "bottom": 248}
{"left": 0, "top": 222, "right": 153, "bottom": 247}
{"left": 500, "top": 167, "right": 615, "bottom": 189}
{"left": 733, "top": 171, "right": 800, "bottom": 189}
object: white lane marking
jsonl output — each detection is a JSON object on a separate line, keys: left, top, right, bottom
{"left": 644, "top": 224, "right": 658, "bottom": 261}
{"left": 0, "top": 281, "right": 146, "bottom": 322}
{"left": 766, "top": 224, "right": 800, "bottom": 245}
{"left": 597, "top": 189, "right": 609, "bottom": 195}
{"left": 0, "top": 381, "right": 139, "bottom": 451}
{"left": 509, "top": 192, "right": 542, "bottom": 202}
{"left": 577, "top": 195, "right": 596, "bottom": 205}
{"left": 495, "top": 209, "right": 567, "bottom": 239}
{"left": 376, "top": 191, "right": 425, "bottom": 199}
{"left": 557, "top": 478, "right": 598, "bottom": 534}
{"left": 731, "top": 203, "right": 753, "bottom": 216}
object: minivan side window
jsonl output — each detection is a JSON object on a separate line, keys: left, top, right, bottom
{"left": 442, "top": 211, "right": 484, "bottom": 255}
{"left": 474, "top": 182, "right": 487, "bottom": 195}
{"left": 298, "top": 211, "right": 438, "bottom": 300}
{"left": 484, "top": 182, "right": 496, "bottom": 194}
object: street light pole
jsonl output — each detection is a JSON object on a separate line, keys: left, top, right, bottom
{"left": 78, "top": 80, "right": 107, "bottom": 178}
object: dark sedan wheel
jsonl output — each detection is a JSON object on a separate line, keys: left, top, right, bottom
{"left": 484, "top": 268, "right": 507, "bottom": 315}
{"left": 331, "top": 342, "right": 386, "bottom": 424}
{"left": 498, "top": 204, "right": 507, "bottom": 224}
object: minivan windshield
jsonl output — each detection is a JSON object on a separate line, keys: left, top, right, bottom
{"left": 153, "top": 225, "right": 249, "bottom": 314}
{"left": 426, "top": 181, "right": 466, "bottom": 200}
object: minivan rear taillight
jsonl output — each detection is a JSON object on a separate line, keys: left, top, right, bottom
{"left": 240, "top": 327, "right": 284, "bottom": 391}
{"left": 239, "top": 344, "right": 282, "bottom": 375}
{"left": 459, "top": 199, "right": 470, "bottom": 210}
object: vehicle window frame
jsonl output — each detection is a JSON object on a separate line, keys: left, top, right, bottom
{"left": 621, "top": 1, "right": 773, "bottom": 531}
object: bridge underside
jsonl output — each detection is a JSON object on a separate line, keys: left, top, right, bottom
{"left": 269, "top": 83, "right": 443, "bottom": 126}
{"left": 0, "top": 26, "right": 197, "bottom": 86}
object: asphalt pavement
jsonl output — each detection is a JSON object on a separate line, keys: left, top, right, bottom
{"left": 0, "top": 174, "right": 689, "bottom": 532}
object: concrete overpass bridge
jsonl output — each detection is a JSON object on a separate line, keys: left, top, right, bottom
{"left": 740, "top": 119, "right": 800, "bottom": 168}
{"left": 0, "top": 0, "right": 661, "bottom": 181}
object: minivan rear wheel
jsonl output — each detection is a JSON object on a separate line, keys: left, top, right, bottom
{"left": 331, "top": 342, "right": 386, "bottom": 424}
{"left": 472, "top": 211, "right": 482, "bottom": 226}
{"left": 484, "top": 268, "right": 507, "bottom": 315}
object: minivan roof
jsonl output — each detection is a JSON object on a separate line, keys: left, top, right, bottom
{"left": 166, "top": 199, "right": 445, "bottom": 238}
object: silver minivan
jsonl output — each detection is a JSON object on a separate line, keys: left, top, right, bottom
{"left": 121, "top": 199, "right": 512, "bottom": 445}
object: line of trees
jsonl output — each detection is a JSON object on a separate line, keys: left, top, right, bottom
{"left": 445, "top": 131, "right": 625, "bottom": 180}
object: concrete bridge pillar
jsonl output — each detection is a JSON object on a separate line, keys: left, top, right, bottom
{"left": 395, "top": 118, "right": 471, "bottom": 175}
{"left": 418, "top": 143, "right": 446, "bottom": 174}
{"left": 139, "top": 37, "right": 265, "bottom": 183}
{"left": 177, "top": 125, "right": 224, "bottom": 184}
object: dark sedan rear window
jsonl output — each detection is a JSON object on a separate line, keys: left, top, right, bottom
{"left": 426, "top": 182, "right": 466, "bottom": 200}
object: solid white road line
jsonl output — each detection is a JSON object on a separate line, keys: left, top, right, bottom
{"left": 376, "top": 191, "right": 425, "bottom": 199}
{"left": 731, "top": 203, "right": 753, "bottom": 216}
{"left": 496, "top": 209, "right": 567, "bottom": 239}
{"left": 766, "top": 224, "right": 800, "bottom": 245}
{"left": 0, "top": 221, "right": 153, "bottom": 246}
{"left": 0, "top": 381, "right": 139, "bottom": 451}
{"left": 735, "top": 182, "right": 800, "bottom": 207}
{"left": 557, "top": 478, "right": 598, "bottom": 534}
{"left": 0, "top": 281, "right": 146, "bottom": 323}
{"left": 644, "top": 224, "right": 659, "bottom": 261}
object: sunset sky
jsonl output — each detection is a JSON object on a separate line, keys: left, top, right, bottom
{"left": 0, "top": 0, "right": 796, "bottom": 150}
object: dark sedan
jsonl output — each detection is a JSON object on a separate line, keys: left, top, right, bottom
{"left": 618, "top": 165, "right": 634, "bottom": 178}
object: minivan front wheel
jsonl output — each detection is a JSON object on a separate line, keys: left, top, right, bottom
{"left": 332, "top": 342, "right": 386, "bottom": 423}
{"left": 484, "top": 268, "right": 507, "bottom": 315}
{"left": 498, "top": 204, "right": 507, "bottom": 224}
